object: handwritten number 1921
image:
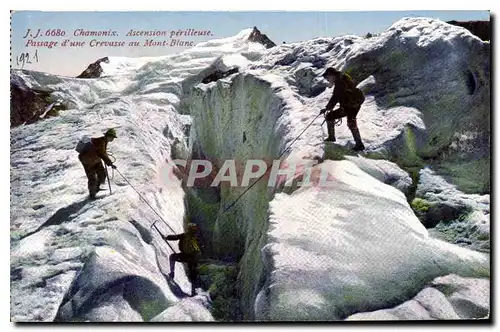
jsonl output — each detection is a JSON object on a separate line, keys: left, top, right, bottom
{"left": 16, "top": 50, "right": 39, "bottom": 69}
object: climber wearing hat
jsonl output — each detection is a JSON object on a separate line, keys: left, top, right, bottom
{"left": 78, "top": 128, "right": 118, "bottom": 200}
{"left": 164, "top": 223, "right": 201, "bottom": 296}
{"left": 320, "top": 67, "right": 366, "bottom": 151}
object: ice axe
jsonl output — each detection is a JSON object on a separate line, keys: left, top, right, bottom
{"left": 151, "top": 220, "right": 177, "bottom": 253}
{"left": 105, "top": 166, "right": 112, "bottom": 194}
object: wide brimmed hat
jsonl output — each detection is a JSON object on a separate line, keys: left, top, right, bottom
{"left": 322, "top": 67, "right": 341, "bottom": 77}
{"left": 105, "top": 128, "right": 117, "bottom": 138}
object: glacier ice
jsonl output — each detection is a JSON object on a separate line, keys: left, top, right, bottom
{"left": 10, "top": 17, "right": 489, "bottom": 321}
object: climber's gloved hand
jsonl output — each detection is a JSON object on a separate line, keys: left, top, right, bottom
{"left": 110, "top": 164, "right": 117, "bottom": 169}
{"left": 320, "top": 108, "right": 328, "bottom": 115}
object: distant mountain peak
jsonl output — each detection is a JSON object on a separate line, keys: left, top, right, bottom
{"left": 247, "top": 26, "right": 276, "bottom": 49}
{"left": 76, "top": 56, "right": 109, "bottom": 79}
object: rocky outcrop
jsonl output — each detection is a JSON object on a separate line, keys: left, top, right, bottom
{"left": 10, "top": 71, "right": 64, "bottom": 127}
{"left": 76, "top": 57, "right": 109, "bottom": 78}
{"left": 247, "top": 26, "right": 276, "bottom": 49}
{"left": 447, "top": 20, "right": 490, "bottom": 41}
{"left": 201, "top": 67, "right": 239, "bottom": 84}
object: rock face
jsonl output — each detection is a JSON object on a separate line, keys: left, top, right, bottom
{"left": 447, "top": 20, "right": 490, "bottom": 41}
{"left": 10, "top": 72, "right": 57, "bottom": 127}
{"left": 76, "top": 57, "right": 109, "bottom": 78}
{"left": 201, "top": 67, "right": 239, "bottom": 84}
{"left": 247, "top": 26, "right": 276, "bottom": 49}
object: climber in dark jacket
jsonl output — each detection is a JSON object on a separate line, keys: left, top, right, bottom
{"left": 164, "top": 223, "right": 201, "bottom": 296}
{"left": 78, "top": 128, "right": 117, "bottom": 199}
{"left": 320, "top": 67, "right": 366, "bottom": 151}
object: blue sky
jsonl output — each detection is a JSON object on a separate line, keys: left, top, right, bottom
{"left": 11, "top": 10, "right": 490, "bottom": 76}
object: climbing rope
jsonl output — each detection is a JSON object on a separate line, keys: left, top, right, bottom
{"left": 321, "top": 111, "right": 342, "bottom": 127}
{"left": 115, "top": 168, "right": 177, "bottom": 235}
{"left": 102, "top": 112, "right": 325, "bottom": 248}
{"left": 114, "top": 169, "right": 179, "bottom": 253}
{"left": 107, "top": 149, "right": 176, "bottom": 231}
{"left": 152, "top": 220, "right": 177, "bottom": 253}
{"left": 219, "top": 112, "right": 322, "bottom": 215}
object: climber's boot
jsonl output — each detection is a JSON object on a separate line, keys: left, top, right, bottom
{"left": 325, "top": 121, "right": 336, "bottom": 142}
{"left": 350, "top": 127, "right": 365, "bottom": 151}
{"left": 168, "top": 257, "right": 175, "bottom": 279}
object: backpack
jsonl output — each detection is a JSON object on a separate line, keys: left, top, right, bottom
{"left": 181, "top": 234, "right": 201, "bottom": 255}
{"left": 342, "top": 74, "right": 365, "bottom": 108}
{"left": 75, "top": 135, "right": 93, "bottom": 154}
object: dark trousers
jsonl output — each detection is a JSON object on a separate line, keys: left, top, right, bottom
{"left": 82, "top": 161, "right": 106, "bottom": 197}
{"left": 170, "top": 252, "right": 200, "bottom": 294}
{"left": 325, "top": 106, "right": 364, "bottom": 147}
{"left": 325, "top": 106, "right": 360, "bottom": 129}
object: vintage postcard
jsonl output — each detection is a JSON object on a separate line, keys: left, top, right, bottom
{"left": 10, "top": 10, "right": 490, "bottom": 322}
